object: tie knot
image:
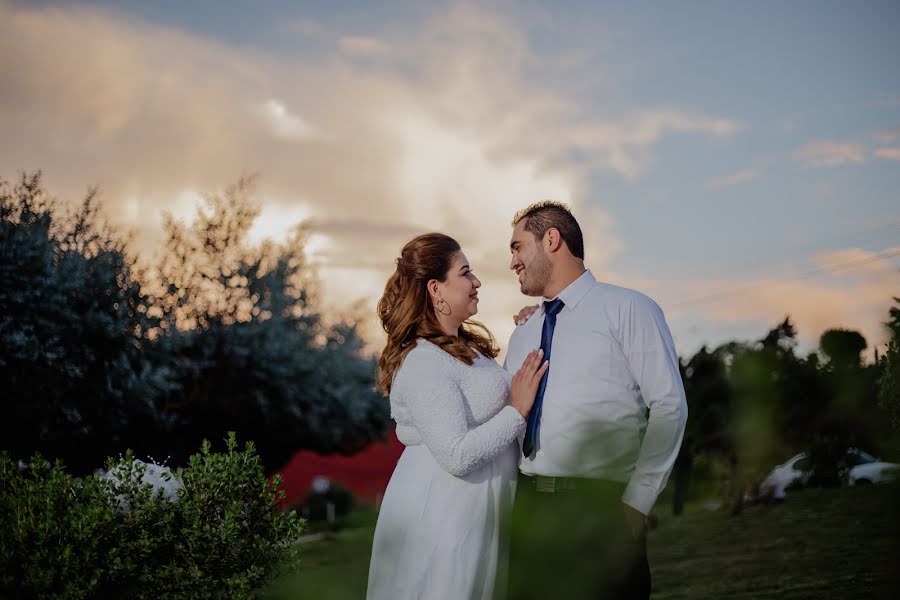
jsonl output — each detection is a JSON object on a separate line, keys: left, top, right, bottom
{"left": 543, "top": 298, "right": 565, "bottom": 317}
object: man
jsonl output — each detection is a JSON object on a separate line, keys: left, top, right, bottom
{"left": 503, "top": 201, "right": 687, "bottom": 599}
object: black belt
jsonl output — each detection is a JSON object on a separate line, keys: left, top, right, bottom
{"left": 521, "top": 474, "right": 626, "bottom": 494}
{"left": 527, "top": 475, "right": 578, "bottom": 492}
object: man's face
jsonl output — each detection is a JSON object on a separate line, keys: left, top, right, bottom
{"left": 509, "top": 219, "right": 551, "bottom": 297}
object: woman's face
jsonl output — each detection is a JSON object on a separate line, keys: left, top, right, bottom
{"left": 435, "top": 250, "right": 481, "bottom": 320}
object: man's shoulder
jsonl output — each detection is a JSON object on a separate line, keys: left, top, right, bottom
{"left": 507, "top": 317, "right": 534, "bottom": 347}
{"left": 506, "top": 313, "right": 540, "bottom": 363}
{"left": 581, "top": 283, "right": 667, "bottom": 332}
{"left": 586, "top": 281, "right": 659, "bottom": 310}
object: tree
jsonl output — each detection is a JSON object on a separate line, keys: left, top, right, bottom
{"left": 674, "top": 310, "right": 899, "bottom": 515}
{"left": 760, "top": 316, "right": 797, "bottom": 355}
{"left": 885, "top": 297, "right": 900, "bottom": 341}
{"left": 0, "top": 172, "right": 173, "bottom": 473}
{"left": 1, "top": 172, "right": 391, "bottom": 473}
{"left": 820, "top": 328, "right": 867, "bottom": 369}
{"left": 683, "top": 318, "right": 818, "bottom": 514}
{"left": 144, "top": 177, "right": 391, "bottom": 469}
{"left": 673, "top": 345, "right": 735, "bottom": 515}
{"left": 878, "top": 298, "right": 900, "bottom": 432}
{"left": 809, "top": 328, "right": 885, "bottom": 485}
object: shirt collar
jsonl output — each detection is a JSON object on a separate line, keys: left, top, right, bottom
{"left": 542, "top": 269, "right": 595, "bottom": 313}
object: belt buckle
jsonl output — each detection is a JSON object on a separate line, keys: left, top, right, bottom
{"left": 535, "top": 476, "right": 556, "bottom": 493}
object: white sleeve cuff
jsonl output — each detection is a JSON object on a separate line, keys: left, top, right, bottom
{"left": 622, "top": 480, "right": 657, "bottom": 516}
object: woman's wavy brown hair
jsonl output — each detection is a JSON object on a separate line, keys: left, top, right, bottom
{"left": 377, "top": 233, "right": 498, "bottom": 395}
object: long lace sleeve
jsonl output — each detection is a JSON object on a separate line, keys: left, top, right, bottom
{"left": 394, "top": 345, "right": 525, "bottom": 477}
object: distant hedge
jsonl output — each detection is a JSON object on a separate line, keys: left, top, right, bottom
{"left": 0, "top": 433, "right": 304, "bottom": 599}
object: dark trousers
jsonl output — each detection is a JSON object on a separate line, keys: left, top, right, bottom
{"left": 505, "top": 474, "right": 651, "bottom": 600}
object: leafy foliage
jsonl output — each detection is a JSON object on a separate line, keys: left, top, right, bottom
{"left": 295, "top": 481, "right": 357, "bottom": 526}
{"left": 0, "top": 172, "right": 173, "bottom": 473}
{"left": 0, "top": 172, "right": 390, "bottom": 474}
{"left": 877, "top": 298, "right": 900, "bottom": 431}
{"left": 144, "top": 177, "right": 391, "bottom": 468}
{"left": 878, "top": 340, "right": 900, "bottom": 431}
{"left": 820, "top": 328, "right": 867, "bottom": 368}
{"left": 0, "top": 434, "right": 304, "bottom": 599}
{"left": 674, "top": 313, "right": 893, "bottom": 515}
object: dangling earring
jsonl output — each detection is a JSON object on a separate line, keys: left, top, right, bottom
{"left": 435, "top": 299, "right": 451, "bottom": 316}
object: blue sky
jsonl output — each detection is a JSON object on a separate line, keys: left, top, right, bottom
{"left": 2, "top": 0, "right": 898, "bottom": 357}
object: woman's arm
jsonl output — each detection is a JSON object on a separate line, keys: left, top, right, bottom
{"left": 398, "top": 346, "right": 525, "bottom": 477}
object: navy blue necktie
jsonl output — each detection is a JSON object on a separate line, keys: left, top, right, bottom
{"left": 522, "top": 298, "right": 565, "bottom": 458}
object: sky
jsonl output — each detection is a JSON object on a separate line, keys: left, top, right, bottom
{"left": 2, "top": 0, "right": 899, "bottom": 360}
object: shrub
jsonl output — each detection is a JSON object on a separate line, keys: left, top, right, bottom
{"left": 296, "top": 481, "right": 356, "bottom": 524}
{"left": 0, "top": 433, "right": 304, "bottom": 599}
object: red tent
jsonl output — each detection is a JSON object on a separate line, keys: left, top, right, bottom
{"left": 275, "top": 429, "right": 405, "bottom": 506}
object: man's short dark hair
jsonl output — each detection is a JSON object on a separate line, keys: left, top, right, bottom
{"left": 512, "top": 200, "right": 584, "bottom": 259}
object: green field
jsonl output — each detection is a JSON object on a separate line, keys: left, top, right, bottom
{"left": 263, "top": 485, "right": 900, "bottom": 599}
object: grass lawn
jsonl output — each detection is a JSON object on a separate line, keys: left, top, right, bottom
{"left": 262, "top": 509, "right": 380, "bottom": 600}
{"left": 262, "top": 484, "right": 899, "bottom": 599}
{"left": 649, "top": 485, "right": 899, "bottom": 599}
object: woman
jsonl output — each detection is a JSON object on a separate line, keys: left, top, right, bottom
{"left": 366, "top": 233, "right": 548, "bottom": 600}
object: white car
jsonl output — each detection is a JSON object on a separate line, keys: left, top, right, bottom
{"left": 759, "top": 453, "right": 811, "bottom": 496}
{"left": 759, "top": 448, "right": 899, "bottom": 494}
{"left": 846, "top": 454, "right": 900, "bottom": 486}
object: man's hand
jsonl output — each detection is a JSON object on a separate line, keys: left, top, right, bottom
{"left": 623, "top": 503, "right": 647, "bottom": 540}
{"left": 513, "top": 304, "right": 540, "bottom": 326}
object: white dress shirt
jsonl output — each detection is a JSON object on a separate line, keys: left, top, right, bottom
{"left": 505, "top": 269, "right": 687, "bottom": 515}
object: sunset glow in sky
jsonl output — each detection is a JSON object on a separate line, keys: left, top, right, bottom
{"left": 2, "top": 0, "right": 898, "bottom": 358}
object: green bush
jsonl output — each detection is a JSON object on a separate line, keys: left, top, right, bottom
{"left": 295, "top": 482, "right": 356, "bottom": 526}
{"left": 0, "top": 433, "right": 304, "bottom": 599}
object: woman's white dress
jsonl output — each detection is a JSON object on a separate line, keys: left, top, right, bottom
{"left": 367, "top": 340, "right": 526, "bottom": 600}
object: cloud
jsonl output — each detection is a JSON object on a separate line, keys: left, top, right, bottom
{"left": 874, "top": 147, "right": 900, "bottom": 161}
{"left": 246, "top": 202, "right": 315, "bottom": 245}
{"left": 661, "top": 246, "right": 900, "bottom": 355}
{"left": 810, "top": 246, "right": 900, "bottom": 275}
{"left": 872, "top": 92, "right": 900, "bottom": 109}
{"left": 793, "top": 140, "right": 865, "bottom": 167}
{"left": 277, "top": 18, "right": 326, "bottom": 38}
{"left": 874, "top": 125, "right": 900, "bottom": 144}
{"left": 338, "top": 36, "right": 391, "bottom": 57}
{"left": 555, "top": 110, "right": 739, "bottom": 178}
{"left": 0, "top": 0, "right": 738, "bottom": 354}
{"left": 309, "top": 218, "right": 424, "bottom": 239}
{"left": 257, "top": 99, "right": 323, "bottom": 140}
{"left": 706, "top": 167, "right": 761, "bottom": 188}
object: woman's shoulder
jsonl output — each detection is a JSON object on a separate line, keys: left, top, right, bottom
{"left": 408, "top": 338, "right": 494, "bottom": 366}
{"left": 395, "top": 339, "right": 459, "bottom": 381}
{"left": 390, "top": 344, "right": 458, "bottom": 403}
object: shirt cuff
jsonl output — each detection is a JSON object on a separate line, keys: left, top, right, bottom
{"left": 622, "top": 479, "right": 657, "bottom": 516}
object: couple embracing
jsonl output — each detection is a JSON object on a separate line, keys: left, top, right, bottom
{"left": 367, "top": 202, "right": 688, "bottom": 600}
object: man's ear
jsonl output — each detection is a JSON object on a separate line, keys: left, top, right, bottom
{"left": 545, "top": 227, "right": 563, "bottom": 253}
